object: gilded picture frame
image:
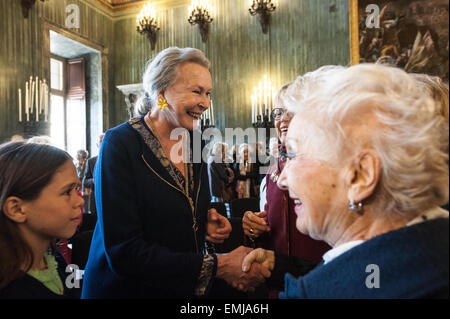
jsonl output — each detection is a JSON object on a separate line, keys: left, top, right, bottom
{"left": 349, "top": 0, "right": 449, "bottom": 80}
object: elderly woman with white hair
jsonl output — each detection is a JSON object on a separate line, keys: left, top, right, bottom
{"left": 242, "top": 64, "right": 449, "bottom": 298}
{"left": 82, "top": 47, "right": 268, "bottom": 299}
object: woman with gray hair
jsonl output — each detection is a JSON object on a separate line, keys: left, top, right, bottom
{"left": 242, "top": 64, "right": 449, "bottom": 298}
{"left": 82, "top": 47, "right": 268, "bottom": 298}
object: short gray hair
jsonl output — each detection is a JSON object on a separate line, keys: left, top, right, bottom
{"left": 290, "top": 63, "right": 449, "bottom": 219}
{"left": 137, "top": 47, "right": 210, "bottom": 115}
{"left": 211, "top": 142, "right": 227, "bottom": 157}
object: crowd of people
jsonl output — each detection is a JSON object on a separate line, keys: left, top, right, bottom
{"left": 0, "top": 47, "right": 448, "bottom": 299}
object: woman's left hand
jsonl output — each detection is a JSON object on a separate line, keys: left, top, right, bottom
{"left": 206, "top": 209, "right": 232, "bottom": 244}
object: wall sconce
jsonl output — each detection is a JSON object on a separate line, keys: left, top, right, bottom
{"left": 248, "top": 0, "right": 278, "bottom": 34}
{"left": 188, "top": 0, "right": 214, "bottom": 43}
{"left": 21, "top": 0, "right": 47, "bottom": 18}
{"left": 137, "top": 2, "right": 160, "bottom": 50}
{"left": 251, "top": 75, "right": 275, "bottom": 128}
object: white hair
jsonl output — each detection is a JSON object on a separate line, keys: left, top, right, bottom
{"left": 211, "top": 142, "right": 227, "bottom": 157}
{"left": 284, "top": 65, "right": 347, "bottom": 114}
{"left": 27, "top": 135, "right": 53, "bottom": 145}
{"left": 137, "top": 47, "right": 210, "bottom": 115}
{"left": 289, "top": 63, "right": 449, "bottom": 219}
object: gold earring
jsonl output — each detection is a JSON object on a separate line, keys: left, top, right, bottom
{"left": 157, "top": 97, "right": 168, "bottom": 111}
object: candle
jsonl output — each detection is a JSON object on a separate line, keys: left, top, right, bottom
{"left": 39, "top": 80, "right": 43, "bottom": 114}
{"left": 25, "top": 82, "right": 29, "bottom": 122}
{"left": 30, "top": 80, "right": 34, "bottom": 115}
{"left": 35, "top": 77, "right": 39, "bottom": 121}
{"left": 258, "top": 83, "right": 262, "bottom": 117}
{"left": 268, "top": 80, "right": 272, "bottom": 112}
{"left": 251, "top": 96, "right": 255, "bottom": 123}
{"left": 263, "top": 75, "right": 268, "bottom": 116}
{"left": 18, "top": 88, "right": 22, "bottom": 122}
{"left": 44, "top": 84, "right": 48, "bottom": 121}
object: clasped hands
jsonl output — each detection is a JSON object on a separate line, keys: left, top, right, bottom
{"left": 206, "top": 209, "right": 275, "bottom": 292}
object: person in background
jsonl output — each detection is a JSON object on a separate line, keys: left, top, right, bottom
{"left": 259, "top": 137, "right": 281, "bottom": 211}
{"left": 234, "top": 143, "right": 260, "bottom": 199}
{"left": 0, "top": 142, "right": 84, "bottom": 298}
{"left": 10, "top": 135, "right": 24, "bottom": 142}
{"left": 27, "top": 135, "right": 53, "bottom": 145}
{"left": 242, "top": 64, "right": 449, "bottom": 298}
{"left": 75, "top": 150, "right": 89, "bottom": 182}
{"left": 208, "top": 142, "right": 234, "bottom": 203}
{"left": 82, "top": 133, "right": 104, "bottom": 217}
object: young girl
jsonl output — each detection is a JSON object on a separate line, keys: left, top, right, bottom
{"left": 0, "top": 141, "right": 84, "bottom": 298}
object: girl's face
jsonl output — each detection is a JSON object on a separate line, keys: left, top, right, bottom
{"left": 21, "top": 161, "right": 84, "bottom": 241}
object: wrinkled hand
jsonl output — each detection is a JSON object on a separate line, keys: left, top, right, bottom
{"left": 242, "top": 248, "right": 275, "bottom": 273}
{"left": 206, "top": 208, "right": 232, "bottom": 244}
{"left": 216, "top": 246, "right": 271, "bottom": 292}
{"left": 242, "top": 211, "right": 270, "bottom": 238}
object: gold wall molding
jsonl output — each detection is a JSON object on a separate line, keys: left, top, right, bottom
{"left": 349, "top": 0, "right": 359, "bottom": 65}
{"left": 82, "top": 0, "right": 190, "bottom": 19}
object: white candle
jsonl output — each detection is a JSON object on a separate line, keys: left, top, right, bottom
{"left": 44, "top": 84, "right": 48, "bottom": 121}
{"left": 268, "top": 80, "right": 272, "bottom": 112}
{"left": 251, "top": 96, "right": 254, "bottom": 123}
{"left": 30, "top": 80, "right": 34, "bottom": 115}
{"left": 18, "top": 88, "right": 22, "bottom": 122}
{"left": 263, "top": 75, "right": 268, "bottom": 116}
{"left": 25, "top": 82, "right": 29, "bottom": 122}
{"left": 258, "top": 83, "right": 262, "bottom": 117}
{"left": 39, "top": 80, "right": 43, "bottom": 114}
{"left": 35, "top": 77, "right": 39, "bottom": 121}
{"left": 29, "top": 77, "right": 33, "bottom": 115}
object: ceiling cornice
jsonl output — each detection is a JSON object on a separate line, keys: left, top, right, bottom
{"left": 82, "top": 0, "right": 190, "bottom": 19}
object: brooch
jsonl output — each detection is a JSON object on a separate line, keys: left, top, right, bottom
{"left": 270, "top": 170, "right": 279, "bottom": 183}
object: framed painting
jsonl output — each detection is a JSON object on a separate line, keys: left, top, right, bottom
{"left": 349, "top": 0, "right": 449, "bottom": 81}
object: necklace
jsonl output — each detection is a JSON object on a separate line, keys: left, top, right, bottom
{"left": 145, "top": 115, "right": 198, "bottom": 234}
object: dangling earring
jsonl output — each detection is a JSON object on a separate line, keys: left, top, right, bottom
{"left": 349, "top": 199, "right": 363, "bottom": 213}
{"left": 157, "top": 97, "right": 168, "bottom": 111}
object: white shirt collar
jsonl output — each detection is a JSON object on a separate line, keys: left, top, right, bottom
{"left": 322, "top": 240, "right": 365, "bottom": 265}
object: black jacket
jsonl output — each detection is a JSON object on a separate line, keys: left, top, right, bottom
{"left": 82, "top": 118, "right": 213, "bottom": 298}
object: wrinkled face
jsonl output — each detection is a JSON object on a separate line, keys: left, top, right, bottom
{"left": 277, "top": 115, "right": 347, "bottom": 241}
{"left": 21, "top": 161, "right": 84, "bottom": 241}
{"left": 163, "top": 62, "right": 212, "bottom": 131}
{"left": 274, "top": 106, "right": 294, "bottom": 144}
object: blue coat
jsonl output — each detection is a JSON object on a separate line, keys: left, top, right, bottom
{"left": 81, "top": 119, "right": 211, "bottom": 298}
{"left": 280, "top": 218, "right": 449, "bottom": 299}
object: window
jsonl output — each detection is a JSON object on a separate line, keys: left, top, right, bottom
{"left": 50, "top": 56, "right": 86, "bottom": 158}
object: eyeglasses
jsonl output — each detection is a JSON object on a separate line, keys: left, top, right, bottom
{"left": 271, "top": 108, "right": 294, "bottom": 121}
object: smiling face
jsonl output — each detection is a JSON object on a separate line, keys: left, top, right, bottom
{"left": 277, "top": 115, "right": 348, "bottom": 241}
{"left": 274, "top": 106, "right": 293, "bottom": 144}
{"left": 20, "top": 160, "right": 84, "bottom": 241}
{"left": 162, "top": 62, "right": 212, "bottom": 131}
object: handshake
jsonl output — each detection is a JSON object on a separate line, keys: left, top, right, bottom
{"left": 206, "top": 208, "right": 275, "bottom": 292}
{"left": 216, "top": 246, "right": 275, "bottom": 292}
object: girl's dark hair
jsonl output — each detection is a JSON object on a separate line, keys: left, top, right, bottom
{"left": 0, "top": 141, "right": 72, "bottom": 289}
